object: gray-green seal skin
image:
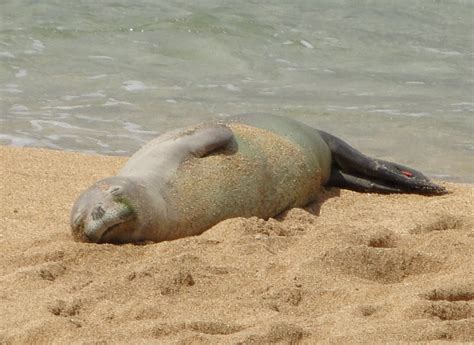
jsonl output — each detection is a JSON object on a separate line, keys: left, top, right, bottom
{"left": 70, "top": 114, "right": 447, "bottom": 244}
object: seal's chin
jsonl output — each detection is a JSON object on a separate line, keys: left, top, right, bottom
{"left": 98, "top": 220, "right": 134, "bottom": 244}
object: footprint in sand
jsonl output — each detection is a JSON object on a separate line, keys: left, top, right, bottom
{"left": 47, "top": 298, "right": 82, "bottom": 317}
{"left": 409, "top": 214, "right": 468, "bottom": 234}
{"left": 150, "top": 321, "right": 246, "bottom": 341}
{"left": 235, "top": 322, "right": 306, "bottom": 344}
{"left": 317, "top": 245, "right": 441, "bottom": 284}
{"left": 262, "top": 286, "right": 304, "bottom": 312}
{"left": 407, "top": 283, "right": 474, "bottom": 321}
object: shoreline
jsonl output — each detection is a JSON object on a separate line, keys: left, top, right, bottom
{"left": 3, "top": 141, "right": 473, "bottom": 184}
{"left": 1, "top": 145, "right": 473, "bottom": 343}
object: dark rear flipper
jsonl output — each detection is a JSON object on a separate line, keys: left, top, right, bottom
{"left": 318, "top": 130, "right": 447, "bottom": 195}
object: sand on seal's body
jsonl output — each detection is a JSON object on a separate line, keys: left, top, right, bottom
{"left": 169, "top": 123, "right": 323, "bottom": 240}
{"left": 0, "top": 145, "right": 473, "bottom": 343}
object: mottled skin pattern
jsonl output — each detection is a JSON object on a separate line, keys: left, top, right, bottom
{"left": 71, "top": 114, "right": 446, "bottom": 244}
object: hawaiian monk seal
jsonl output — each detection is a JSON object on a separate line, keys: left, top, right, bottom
{"left": 70, "top": 114, "right": 446, "bottom": 244}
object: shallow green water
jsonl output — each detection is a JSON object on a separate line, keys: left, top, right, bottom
{"left": 1, "top": 0, "right": 473, "bottom": 181}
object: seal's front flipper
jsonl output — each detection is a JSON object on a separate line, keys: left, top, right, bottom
{"left": 319, "top": 130, "right": 447, "bottom": 195}
{"left": 121, "top": 124, "right": 235, "bottom": 177}
{"left": 183, "top": 125, "right": 235, "bottom": 158}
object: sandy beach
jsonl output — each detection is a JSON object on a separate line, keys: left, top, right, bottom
{"left": 0, "top": 145, "right": 473, "bottom": 344}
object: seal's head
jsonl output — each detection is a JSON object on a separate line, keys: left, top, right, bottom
{"left": 70, "top": 176, "right": 145, "bottom": 243}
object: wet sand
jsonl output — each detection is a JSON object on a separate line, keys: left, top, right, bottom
{"left": 0, "top": 145, "right": 473, "bottom": 344}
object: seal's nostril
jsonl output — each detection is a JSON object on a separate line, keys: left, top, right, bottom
{"left": 91, "top": 205, "right": 105, "bottom": 220}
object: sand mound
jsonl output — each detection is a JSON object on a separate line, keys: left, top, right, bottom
{"left": 1, "top": 146, "right": 473, "bottom": 344}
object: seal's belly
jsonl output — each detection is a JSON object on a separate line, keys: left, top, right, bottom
{"left": 165, "top": 124, "right": 324, "bottom": 239}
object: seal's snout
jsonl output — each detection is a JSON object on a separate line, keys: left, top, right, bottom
{"left": 91, "top": 205, "right": 105, "bottom": 221}
{"left": 70, "top": 177, "right": 140, "bottom": 244}
{"left": 82, "top": 199, "right": 136, "bottom": 243}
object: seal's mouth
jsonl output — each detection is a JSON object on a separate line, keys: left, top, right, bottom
{"left": 97, "top": 221, "right": 131, "bottom": 244}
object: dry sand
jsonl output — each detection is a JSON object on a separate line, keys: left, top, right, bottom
{"left": 0, "top": 145, "right": 473, "bottom": 344}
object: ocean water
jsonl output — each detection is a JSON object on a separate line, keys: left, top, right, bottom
{"left": 1, "top": 0, "right": 473, "bottom": 181}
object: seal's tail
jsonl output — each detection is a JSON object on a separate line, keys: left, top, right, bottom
{"left": 318, "top": 130, "right": 448, "bottom": 195}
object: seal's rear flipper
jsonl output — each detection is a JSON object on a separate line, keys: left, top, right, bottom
{"left": 319, "top": 130, "right": 447, "bottom": 195}
{"left": 328, "top": 169, "right": 407, "bottom": 193}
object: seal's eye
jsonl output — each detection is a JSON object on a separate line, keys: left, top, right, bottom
{"left": 109, "top": 186, "right": 123, "bottom": 196}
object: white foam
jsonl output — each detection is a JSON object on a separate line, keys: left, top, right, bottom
{"left": 423, "top": 47, "right": 462, "bottom": 56}
{"left": 9, "top": 104, "right": 29, "bottom": 113}
{"left": 30, "top": 120, "right": 103, "bottom": 132}
{"left": 42, "top": 104, "right": 91, "bottom": 110}
{"left": 286, "top": 67, "right": 319, "bottom": 72}
{"left": 103, "top": 149, "right": 129, "bottom": 155}
{"left": 84, "top": 137, "right": 110, "bottom": 148}
{"left": 32, "top": 39, "right": 45, "bottom": 52}
{"left": 451, "top": 102, "right": 474, "bottom": 106}
{"left": 406, "top": 112, "right": 430, "bottom": 117}
{"left": 74, "top": 115, "right": 115, "bottom": 123}
{"left": 81, "top": 91, "right": 106, "bottom": 98}
{"left": 369, "top": 109, "right": 402, "bottom": 116}
{"left": 45, "top": 134, "right": 88, "bottom": 149}
{"left": 0, "top": 84, "right": 22, "bottom": 93}
{"left": 260, "top": 85, "right": 292, "bottom": 93}
{"left": 0, "top": 51, "right": 15, "bottom": 58}
{"left": 103, "top": 98, "right": 135, "bottom": 106}
{"left": 300, "top": 40, "right": 314, "bottom": 49}
{"left": 30, "top": 121, "right": 43, "bottom": 131}
{"left": 122, "top": 80, "right": 150, "bottom": 92}
{"left": 104, "top": 133, "right": 147, "bottom": 142}
{"left": 87, "top": 74, "right": 108, "bottom": 80}
{"left": 43, "top": 141, "right": 63, "bottom": 149}
{"left": 197, "top": 84, "right": 219, "bottom": 88}
{"left": 96, "top": 139, "right": 110, "bottom": 148}
{"left": 88, "top": 55, "right": 114, "bottom": 60}
{"left": 123, "top": 121, "right": 157, "bottom": 134}
{"left": 405, "top": 81, "right": 425, "bottom": 85}
{"left": 275, "top": 58, "right": 293, "bottom": 65}
{"left": 327, "top": 105, "right": 360, "bottom": 110}
{"left": 61, "top": 95, "right": 81, "bottom": 101}
{"left": 224, "top": 84, "right": 241, "bottom": 92}
{"left": 46, "top": 134, "right": 61, "bottom": 141}
{"left": 15, "top": 69, "right": 27, "bottom": 78}
{"left": 0, "top": 134, "right": 38, "bottom": 146}
{"left": 410, "top": 45, "right": 463, "bottom": 56}
{"left": 368, "top": 109, "right": 430, "bottom": 117}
